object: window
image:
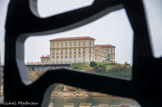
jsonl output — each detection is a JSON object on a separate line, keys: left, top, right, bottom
{"left": 70, "top": 49, "right": 72, "bottom": 54}
{"left": 74, "top": 55, "right": 76, "bottom": 63}
{"left": 52, "top": 56, "right": 55, "bottom": 63}
{"left": 70, "top": 42, "right": 72, "bottom": 47}
{"left": 83, "top": 48, "right": 85, "bottom": 53}
{"left": 61, "top": 56, "right": 63, "bottom": 63}
{"left": 69, "top": 55, "right": 72, "bottom": 63}
{"left": 65, "top": 49, "right": 67, "bottom": 54}
{"left": 78, "top": 55, "right": 81, "bottom": 62}
{"left": 56, "top": 56, "right": 59, "bottom": 63}
{"left": 65, "top": 42, "right": 67, "bottom": 47}
{"left": 89, "top": 55, "right": 91, "bottom": 61}
{"left": 74, "top": 42, "right": 76, "bottom": 47}
{"left": 83, "top": 41, "right": 85, "bottom": 46}
{"left": 57, "top": 42, "right": 59, "bottom": 47}
{"left": 52, "top": 49, "right": 55, "bottom": 55}
{"left": 74, "top": 49, "right": 76, "bottom": 54}
{"left": 111, "top": 48, "right": 112, "bottom": 53}
{"left": 65, "top": 56, "right": 68, "bottom": 63}
{"left": 57, "top": 49, "right": 59, "bottom": 54}
{"left": 61, "top": 49, "right": 63, "bottom": 54}
{"left": 42, "top": 60, "right": 45, "bottom": 64}
{"left": 53, "top": 42, "right": 55, "bottom": 47}
{"left": 47, "top": 59, "right": 50, "bottom": 63}
{"left": 89, "top": 48, "right": 91, "bottom": 53}
{"left": 78, "top": 48, "right": 80, "bottom": 53}
{"left": 61, "top": 42, "right": 63, "bottom": 47}
{"left": 79, "top": 41, "right": 80, "bottom": 46}
{"left": 89, "top": 41, "right": 91, "bottom": 46}
{"left": 83, "top": 55, "right": 85, "bottom": 62}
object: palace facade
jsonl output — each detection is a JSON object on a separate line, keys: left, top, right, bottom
{"left": 41, "top": 36, "right": 115, "bottom": 64}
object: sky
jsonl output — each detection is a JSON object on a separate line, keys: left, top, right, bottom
{"left": 0, "top": 0, "right": 162, "bottom": 65}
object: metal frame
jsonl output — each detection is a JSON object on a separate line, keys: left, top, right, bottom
{"left": 2, "top": 0, "right": 162, "bottom": 106}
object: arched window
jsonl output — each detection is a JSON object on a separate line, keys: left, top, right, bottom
{"left": 83, "top": 48, "right": 85, "bottom": 53}
{"left": 61, "top": 56, "right": 63, "bottom": 63}
{"left": 70, "top": 42, "right": 72, "bottom": 47}
{"left": 78, "top": 48, "right": 80, "bottom": 53}
{"left": 78, "top": 55, "right": 81, "bottom": 62}
{"left": 65, "top": 56, "right": 68, "bottom": 63}
{"left": 78, "top": 41, "right": 80, "bottom": 46}
{"left": 69, "top": 55, "right": 72, "bottom": 63}
{"left": 52, "top": 49, "right": 55, "bottom": 55}
{"left": 89, "top": 41, "right": 91, "bottom": 46}
{"left": 61, "top": 49, "right": 63, "bottom": 54}
{"left": 65, "top": 49, "right": 67, "bottom": 54}
{"left": 52, "top": 56, "right": 55, "bottom": 63}
{"left": 89, "top": 48, "right": 91, "bottom": 53}
{"left": 65, "top": 42, "right": 67, "bottom": 47}
{"left": 61, "top": 42, "right": 63, "bottom": 47}
{"left": 57, "top": 42, "right": 59, "bottom": 47}
{"left": 53, "top": 42, "right": 55, "bottom": 47}
{"left": 74, "top": 42, "right": 76, "bottom": 47}
{"left": 83, "top": 55, "right": 85, "bottom": 62}
{"left": 74, "top": 55, "right": 76, "bottom": 63}
{"left": 74, "top": 49, "right": 76, "bottom": 54}
{"left": 57, "top": 49, "right": 59, "bottom": 54}
{"left": 56, "top": 56, "right": 59, "bottom": 63}
{"left": 83, "top": 41, "right": 85, "bottom": 46}
{"left": 89, "top": 55, "right": 91, "bottom": 61}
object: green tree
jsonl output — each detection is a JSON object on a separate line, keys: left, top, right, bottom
{"left": 57, "top": 85, "right": 64, "bottom": 92}
{"left": 90, "top": 61, "right": 97, "bottom": 67}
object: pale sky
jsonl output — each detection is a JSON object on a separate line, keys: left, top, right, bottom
{"left": 0, "top": 0, "right": 162, "bottom": 64}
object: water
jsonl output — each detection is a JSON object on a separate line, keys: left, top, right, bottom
{"left": 50, "top": 96, "right": 141, "bottom": 107}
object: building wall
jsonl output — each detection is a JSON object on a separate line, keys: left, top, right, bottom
{"left": 94, "top": 46, "right": 108, "bottom": 62}
{"left": 50, "top": 39, "right": 95, "bottom": 64}
{"left": 95, "top": 46, "right": 115, "bottom": 62}
{"left": 41, "top": 55, "right": 50, "bottom": 64}
{"left": 40, "top": 37, "right": 115, "bottom": 64}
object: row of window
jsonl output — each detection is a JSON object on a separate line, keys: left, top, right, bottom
{"left": 107, "top": 48, "right": 113, "bottom": 53}
{"left": 52, "top": 48, "right": 92, "bottom": 54}
{"left": 52, "top": 55, "right": 92, "bottom": 63}
{"left": 52, "top": 41, "right": 92, "bottom": 48}
{"left": 96, "top": 54, "right": 113, "bottom": 59}
{"left": 95, "top": 49, "right": 113, "bottom": 55}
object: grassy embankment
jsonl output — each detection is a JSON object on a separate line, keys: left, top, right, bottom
{"left": 70, "top": 62, "right": 132, "bottom": 80}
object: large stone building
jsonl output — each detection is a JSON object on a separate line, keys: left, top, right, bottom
{"left": 41, "top": 36, "right": 115, "bottom": 64}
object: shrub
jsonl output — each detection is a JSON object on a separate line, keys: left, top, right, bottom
{"left": 90, "top": 61, "right": 97, "bottom": 67}
{"left": 110, "top": 64, "right": 131, "bottom": 72}
{"left": 57, "top": 85, "right": 64, "bottom": 92}
{"left": 94, "top": 65, "right": 106, "bottom": 72}
{"left": 110, "top": 64, "right": 123, "bottom": 72}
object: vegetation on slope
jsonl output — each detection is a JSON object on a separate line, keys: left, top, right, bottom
{"left": 70, "top": 62, "right": 132, "bottom": 80}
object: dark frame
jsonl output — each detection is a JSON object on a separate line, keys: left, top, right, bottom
{"left": 2, "top": 0, "right": 162, "bottom": 107}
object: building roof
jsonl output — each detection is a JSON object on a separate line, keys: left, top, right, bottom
{"left": 49, "top": 36, "right": 95, "bottom": 41}
{"left": 96, "top": 44, "right": 115, "bottom": 48}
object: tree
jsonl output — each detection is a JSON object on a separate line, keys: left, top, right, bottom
{"left": 90, "top": 61, "right": 97, "bottom": 67}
